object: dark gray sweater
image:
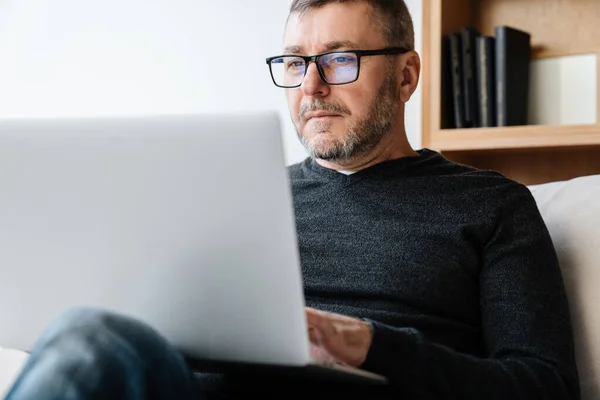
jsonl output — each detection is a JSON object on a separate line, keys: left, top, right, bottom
{"left": 288, "top": 149, "right": 580, "bottom": 399}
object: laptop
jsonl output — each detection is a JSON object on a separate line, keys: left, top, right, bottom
{"left": 0, "top": 112, "right": 387, "bottom": 384}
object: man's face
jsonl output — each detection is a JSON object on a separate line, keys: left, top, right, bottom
{"left": 283, "top": 2, "right": 400, "bottom": 162}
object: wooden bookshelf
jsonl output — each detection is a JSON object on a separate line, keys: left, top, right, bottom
{"left": 432, "top": 125, "right": 600, "bottom": 152}
{"left": 421, "top": 0, "right": 600, "bottom": 185}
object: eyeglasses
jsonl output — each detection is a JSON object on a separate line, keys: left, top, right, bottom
{"left": 265, "top": 47, "right": 409, "bottom": 88}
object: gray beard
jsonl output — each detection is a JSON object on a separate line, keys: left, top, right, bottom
{"left": 294, "top": 73, "right": 399, "bottom": 162}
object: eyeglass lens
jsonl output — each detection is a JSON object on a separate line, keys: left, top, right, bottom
{"left": 270, "top": 52, "right": 359, "bottom": 87}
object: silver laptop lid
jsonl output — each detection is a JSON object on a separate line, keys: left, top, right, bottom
{"left": 0, "top": 112, "right": 310, "bottom": 366}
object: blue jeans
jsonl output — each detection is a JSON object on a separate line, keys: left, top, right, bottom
{"left": 5, "top": 307, "right": 213, "bottom": 399}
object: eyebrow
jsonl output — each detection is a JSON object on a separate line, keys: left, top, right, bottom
{"left": 283, "top": 40, "right": 360, "bottom": 55}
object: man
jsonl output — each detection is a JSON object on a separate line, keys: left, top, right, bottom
{"left": 5, "top": 0, "right": 580, "bottom": 399}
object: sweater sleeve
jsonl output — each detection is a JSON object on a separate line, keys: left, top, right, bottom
{"left": 360, "top": 184, "right": 580, "bottom": 399}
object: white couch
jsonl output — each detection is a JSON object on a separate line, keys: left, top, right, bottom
{"left": 529, "top": 173, "right": 600, "bottom": 399}
{"left": 1, "top": 174, "right": 599, "bottom": 398}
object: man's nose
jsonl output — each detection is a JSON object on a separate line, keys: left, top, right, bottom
{"left": 301, "top": 62, "right": 329, "bottom": 97}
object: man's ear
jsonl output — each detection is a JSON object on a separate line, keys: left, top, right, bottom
{"left": 397, "top": 51, "right": 421, "bottom": 103}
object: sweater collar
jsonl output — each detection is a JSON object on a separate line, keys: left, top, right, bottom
{"left": 300, "top": 148, "right": 442, "bottom": 184}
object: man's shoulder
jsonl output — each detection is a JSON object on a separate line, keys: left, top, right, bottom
{"left": 428, "top": 154, "right": 535, "bottom": 208}
{"left": 434, "top": 154, "right": 523, "bottom": 189}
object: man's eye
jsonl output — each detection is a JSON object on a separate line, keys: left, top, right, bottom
{"left": 287, "top": 60, "right": 304, "bottom": 69}
{"left": 331, "top": 54, "right": 357, "bottom": 64}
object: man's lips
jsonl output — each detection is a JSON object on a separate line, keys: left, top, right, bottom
{"left": 304, "top": 111, "right": 342, "bottom": 121}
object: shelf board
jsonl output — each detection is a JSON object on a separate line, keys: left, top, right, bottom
{"left": 429, "top": 124, "right": 600, "bottom": 152}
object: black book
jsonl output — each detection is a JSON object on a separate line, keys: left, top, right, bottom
{"left": 461, "top": 26, "right": 479, "bottom": 128}
{"left": 476, "top": 36, "right": 496, "bottom": 127}
{"left": 440, "top": 35, "right": 455, "bottom": 129}
{"left": 449, "top": 32, "right": 465, "bottom": 129}
{"left": 495, "top": 26, "right": 531, "bottom": 126}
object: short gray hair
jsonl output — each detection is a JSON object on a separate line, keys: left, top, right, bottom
{"left": 288, "top": 0, "right": 415, "bottom": 50}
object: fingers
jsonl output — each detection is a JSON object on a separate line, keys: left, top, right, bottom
{"left": 305, "top": 307, "right": 324, "bottom": 321}
{"left": 306, "top": 311, "right": 327, "bottom": 347}
{"left": 305, "top": 308, "right": 324, "bottom": 327}
{"left": 308, "top": 326, "right": 320, "bottom": 344}
{"left": 305, "top": 307, "right": 335, "bottom": 329}
{"left": 305, "top": 309, "right": 331, "bottom": 333}
{"left": 304, "top": 307, "right": 372, "bottom": 367}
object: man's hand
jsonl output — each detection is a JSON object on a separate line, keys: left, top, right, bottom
{"left": 305, "top": 307, "right": 373, "bottom": 368}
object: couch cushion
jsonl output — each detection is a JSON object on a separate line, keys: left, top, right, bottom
{"left": 0, "top": 348, "right": 28, "bottom": 397}
{"left": 529, "top": 174, "right": 600, "bottom": 400}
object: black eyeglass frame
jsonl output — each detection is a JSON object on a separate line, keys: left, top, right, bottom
{"left": 265, "top": 46, "right": 410, "bottom": 88}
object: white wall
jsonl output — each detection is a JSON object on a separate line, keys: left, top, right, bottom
{"left": 0, "top": 0, "right": 422, "bottom": 165}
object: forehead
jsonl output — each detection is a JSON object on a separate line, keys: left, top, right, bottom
{"left": 283, "top": 2, "right": 386, "bottom": 54}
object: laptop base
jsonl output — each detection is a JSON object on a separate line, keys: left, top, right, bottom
{"left": 186, "top": 357, "right": 389, "bottom": 386}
